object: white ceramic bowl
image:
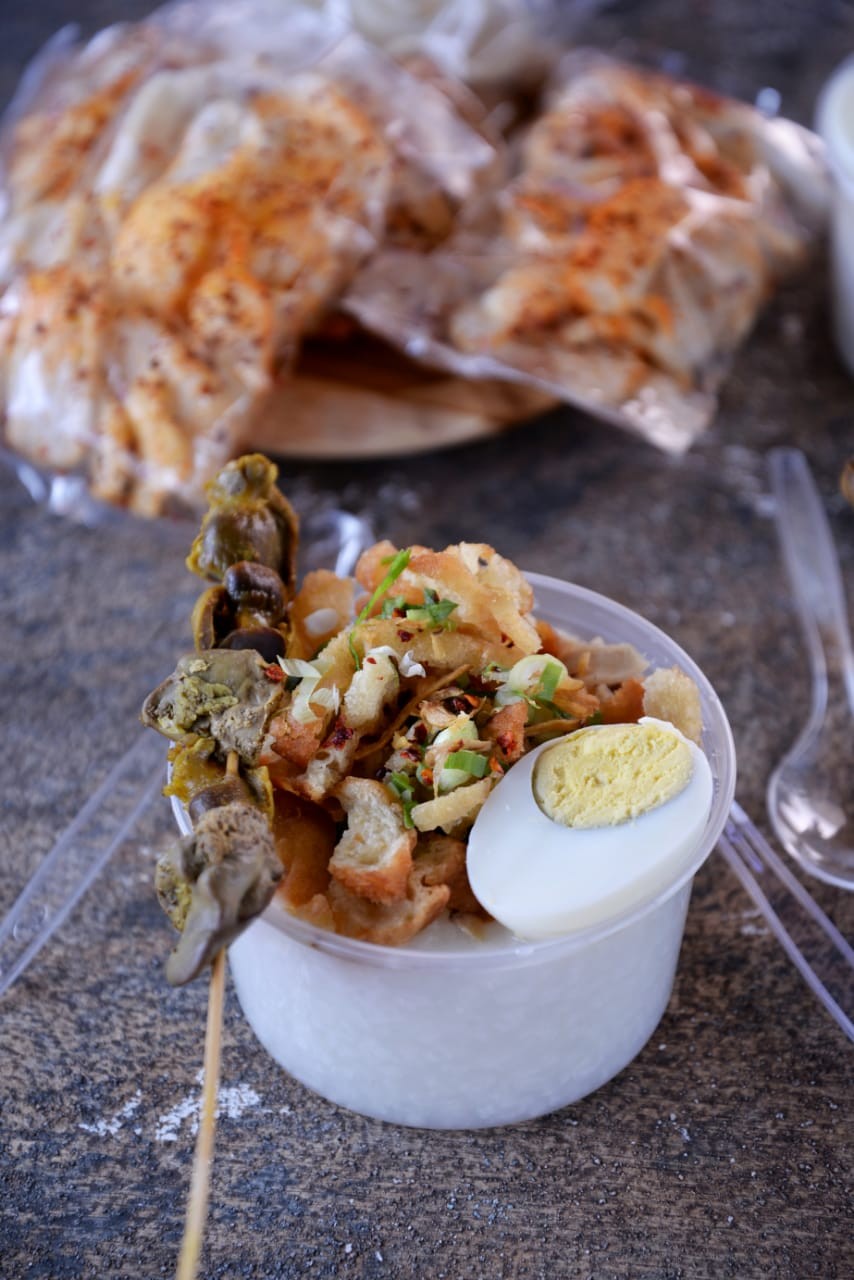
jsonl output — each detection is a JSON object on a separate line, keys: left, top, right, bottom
{"left": 174, "top": 573, "right": 736, "bottom": 1129}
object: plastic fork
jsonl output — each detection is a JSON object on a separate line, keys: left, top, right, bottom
{"left": 0, "top": 730, "right": 166, "bottom": 998}
{"left": 718, "top": 801, "right": 854, "bottom": 1043}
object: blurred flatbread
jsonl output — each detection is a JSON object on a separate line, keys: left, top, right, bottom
{"left": 248, "top": 333, "right": 556, "bottom": 458}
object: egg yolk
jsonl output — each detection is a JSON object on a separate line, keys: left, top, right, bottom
{"left": 532, "top": 722, "right": 693, "bottom": 829}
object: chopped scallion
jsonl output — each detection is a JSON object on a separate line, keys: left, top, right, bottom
{"left": 348, "top": 548, "right": 412, "bottom": 669}
{"left": 444, "top": 750, "right": 489, "bottom": 778}
{"left": 537, "top": 660, "right": 563, "bottom": 703}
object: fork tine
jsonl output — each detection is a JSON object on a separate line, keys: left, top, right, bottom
{"left": 718, "top": 831, "right": 854, "bottom": 1044}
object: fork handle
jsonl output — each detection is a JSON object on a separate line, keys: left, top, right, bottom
{"left": 769, "top": 447, "right": 854, "bottom": 711}
{"left": 719, "top": 835, "right": 854, "bottom": 1043}
{"left": 0, "top": 732, "right": 164, "bottom": 998}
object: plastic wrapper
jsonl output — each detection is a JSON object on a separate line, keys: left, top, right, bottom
{"left": 275, "top": 0, "right": 567, "bottom": 91}
{"left": 0, "top": 0, "right": 508, "bottom": 516}
{"left": 0, "top": 8, "right": 828, "bottom": 518}
{"left": 345, "top": 52, "right": 830, "bottom": 451}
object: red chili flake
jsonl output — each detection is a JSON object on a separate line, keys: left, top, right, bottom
{"left": 411, "top": 722, "right": 428, "bottom": 744}
{"left": 397, "top": 630, "right": 414, "bottom": 642}
{"left": 263, "top": 664, "right": 284, "bottom": 682}
{"left": 325, "top": 719, "right": 355, "bottom": 749}
{"left": 497, "top": 732, "right": 516, "bottom": 756}
{"left": 365, "top": 656, "right": 377, "bottom": 665}
{"left": 489, "top": 757, "right": 505, "bottom": 777}
{"left": 420, "top": 767, "right": 434, "bottom": 786}
{"left": 400, "top": 748, "right": 420, "bottom": 762}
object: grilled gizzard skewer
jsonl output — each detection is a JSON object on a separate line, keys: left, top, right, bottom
{"left": 142, "top": 455, "right": 299, "bottom": 986}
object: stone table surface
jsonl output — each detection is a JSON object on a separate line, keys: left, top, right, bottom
{"left": 1, "top": 3, "right": 853, "bottom": 1278}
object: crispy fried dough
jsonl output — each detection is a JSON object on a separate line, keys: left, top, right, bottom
{"left": 329, "top": 777, "right": 416, "bottom": 903}
{"left": 643, "top": 666, "right": 703, "bottom": 744}
{"left": 327, "top": 865, "right": 450, "bottom": 946}
{"left": 411, "top": 777, "right": 492, "bottom": 836}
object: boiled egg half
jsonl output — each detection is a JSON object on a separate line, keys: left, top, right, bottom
{"left": 467, "top": 717, "right": 714, "bottom": 939}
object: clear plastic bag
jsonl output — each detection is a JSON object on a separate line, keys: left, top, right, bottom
{"left": 0, "top": 0, "right": 510, "bottom": 517}
{"left": 344, "top": 51, "right": 829, "bottom": 452}
{"left": 0, "top": 9, "right": 828, "bottom": 519}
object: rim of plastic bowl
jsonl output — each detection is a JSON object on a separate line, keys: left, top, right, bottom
{"left": 171, "top": 572, "right": 737, "bottom": 972}
{"left": 816, "top": 56, "right": 854, "bottom": 189}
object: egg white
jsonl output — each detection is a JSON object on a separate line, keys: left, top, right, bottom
{"left": 467, "top": 718, "right": 714, "bottom": 940}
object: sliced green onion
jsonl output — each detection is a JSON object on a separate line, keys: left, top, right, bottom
{"left": 387, "top": 771, "right": 414, "bottom": 796}
{"left": 348, "top": 548, "right": 412, "bottom": 669}
{"left": 529, "top": 698, "right": 572, "bottom": 722}
{"left": 537, "top": 660, "right": 563, "bottom": 703}
{"left": 380, "top": 594, "right": 407, "bottom": 619}
{"left": 366, "top": 550, "right": 413, "bottom": 609}
{"left": 386, "top": 771, "right": 416, "bottom": 828}
{"left": 406, "top": 597, "right": 458, "bottom": 629}
{"left": 433, "top": 720, "right": 478, "bottom": 749}
{"left": 444, "top": 750, "right": 488, "bottom": 778}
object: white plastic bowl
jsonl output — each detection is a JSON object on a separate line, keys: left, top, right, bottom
{"left": 816, "top": 57, "right": 854, "bottom": 377}
{"left": 173, "top": 573, "right": 736, "bottom": 1129}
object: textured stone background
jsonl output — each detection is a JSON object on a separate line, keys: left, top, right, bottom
{"left": 1, "top": 3, "right": 852, "bottom": 1278}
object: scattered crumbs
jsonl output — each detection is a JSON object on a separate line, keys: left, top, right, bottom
{"left": 719, "top": 612, "right": 735, "bottom": 628}
{"left": 375, "top": 1251, "right": 383, "bottom": 1263}
{"left": 279, "top": 1104, "right": 293, "bottom": 1115}
{"left": 79, "top": 1089, "right": 142, "bottom": 1138}
{"left": 658, "top": 1043, "right": 667, "bottom": 1051}
{"left": 155, "top": 1072, "right": 261, "bottom": 1143}
{"left": 155, "top": 1091, "right": 197, "bottom": 1144}
{"left": 344, "top": 1243, "right": 353, "bottom": 1255}
{"left": 678, "top": 1127, "right": 691, "bottom": 1143}
{"left": 741, "top": 922, "right": 769, "bottom": 937}
{"left": 727, "top": 1215, "right": 734, "bottom": 1226}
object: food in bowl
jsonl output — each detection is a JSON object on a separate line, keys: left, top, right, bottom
{"left": 141, "top": 453, "right": 735, "bottom": 1129}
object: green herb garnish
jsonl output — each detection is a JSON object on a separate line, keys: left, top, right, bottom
{"left": 386, "top": 770, "right": 417, "bottom": 828}
{"left": 348, "top": 548, "right": 412, "bottom": 669}
{"left": 406, "top": 588, "right": 458, "bottom": 630}
{"left": 379, "top": 594, "right": 408, "bottom": 619}
{"left": 527, "top": 698, "right": 572, "bottom": 723}
{"left": 444, "top": 750, "right": 489, "bottom": 778}
{"left": 379, "top": 587, "right": 458, "bottom": 631}
{"left": 536, "top": 660, "right": 563, "bottom": 703}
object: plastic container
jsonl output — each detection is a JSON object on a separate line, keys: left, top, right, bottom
{"left": 173, "top": 573, "right": 736, "bottom": 1129}
{"left": 816, "top": 58, "right": 854, "bottom": 378}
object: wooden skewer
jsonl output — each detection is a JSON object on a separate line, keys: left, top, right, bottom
{"left": 175, "top": 751, "right": 238, "bottom": 1280}
{"left": 175, "top": 947, "right": 226, "bottom": 1280}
